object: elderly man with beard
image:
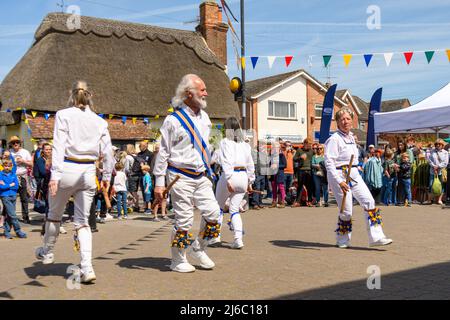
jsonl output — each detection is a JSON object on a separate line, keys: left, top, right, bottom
{"left": 153, "top": 74, "right": 221, "bottom": 273}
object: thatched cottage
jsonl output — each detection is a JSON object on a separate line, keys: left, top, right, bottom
{"left": 0, "top": 1, "right": 239, "bottom": 150}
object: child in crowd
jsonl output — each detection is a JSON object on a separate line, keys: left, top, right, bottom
{"left": 0, "top": 155, "right": 27, "bottom": 239}
{"left": 398, "top": 152, "right": 412, "bottom": 207}
{"left": 141, "top": 165, "right": 153, "bottom": 215}
{"left": 382, "top": 148, "right": 396, "bottom": 206}
{"left": 113, "top": 162, "right": 128, "bottom": 219}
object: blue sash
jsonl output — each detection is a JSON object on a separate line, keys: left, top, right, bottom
{"left": 172, "top": 108, "right": 213, "bottom": 177}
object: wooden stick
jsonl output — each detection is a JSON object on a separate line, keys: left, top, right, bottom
{"left": 340, "top": 154, "right": 354, "bottom": 214}
{"left": 152, "top": 174, "right": 180, "bottom": 209}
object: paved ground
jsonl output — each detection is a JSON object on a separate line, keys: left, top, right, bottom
{"left": 1, "top": 202, "right": 450, "bottom": 300}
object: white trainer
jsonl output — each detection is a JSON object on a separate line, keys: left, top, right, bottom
{"left": 208, "top": 236, "right": 221, "bottom": 246}
{"left": 104, "top": 213, "right": 114, "bottom": 221}
{"left": 369, "top": 238, "right": 393, "bottom": 247}
{"left": 35, "top": 247, "right": 54, "bottom": 264}
{"left": 59, "top": 226, "right": 67, "bottom": 234}
{"left": 170, "top": 261, "right": 196, "bottom": 273}
{"left": 81, "top": 269, "right": 97, "bottom": 284}
{"left": 230, "top": 239, "right": 244, "bottom": 249}
{"left": 188, "top": 248, "right": 215, "bottom": 269}
{"left": 336, "top": 242, "right": 350, "bottom": 249}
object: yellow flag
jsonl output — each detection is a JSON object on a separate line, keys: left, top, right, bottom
{"left": 343, "top": 54, "right": 352, "bottom": 67}
{"left": 24, "top": 118, "right": 29, "bottom": 124}
{"left": 108, "top": 114, "right": 114, "bottom": 120}
{"left": 167, "top": 107, "right": 174, "bottom": 113}
{"left": 241, "top": 57, "right": 246, "bottom": 70}
{"left": 31, "top": 111, "right": 38, "bottom": 118}
{"left": 155, "top": 115, "right": 160, "bottom": 120}
{"left": 447, "top": 49, "right": 450, "bottom": 62}
{"left": 132, "top": 117, "right": 137, "bottom": 125}
{"left": 16, "top": 107, "right": 22, "bottom": 110}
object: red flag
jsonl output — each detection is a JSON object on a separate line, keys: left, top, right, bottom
{"left": 403, "top": 52, "right": 414, "bottom": 65}
{"left": 285, "top": 56, "right": 293, "bottom": 67}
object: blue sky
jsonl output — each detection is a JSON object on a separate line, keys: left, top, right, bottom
{"left": 0, "top": 0, "right": 449, "bottom": 104}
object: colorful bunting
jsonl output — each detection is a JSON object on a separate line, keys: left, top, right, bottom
{"left": 384, "top": 53, "right": 394, "bottom": 66}
{"left": 108, "top": 114, "right": 114, "bottom": 120}
{"left": 447, "top": 49, "right": 450, "bottom": 62}
{"left": 16, "top": 107, "right": 22, "bottom": 111}
{"left": 167, "top": 107, "right": 174, "bottom": 113}
{"left": 121, "top": 116, "right": 127, "bottom": 124}
{"left": 425, "top": 51, "right": 435, "bottom": 64}
{"left": 154, "top": 115, "right": 160, "bottom": 120}
{"left": 241, "top": 57, "right": 246, "bottom": 70}
{"left": 27, "top": 127, "right": 32, "bottom": 135}
{"left": 323, "top": 55, "right": 332, "bottom": 67}
{"left": 364, "top": 54, "right": 373, "bottom": 67}
{"left": 98, "top": 113, "right": 104, "bottom": 118}
{"left": 132, "top": 117, "right": 137, "bottom": 125}
{"left": 143, "top": 118, "right": 149, "bottom": 125}
{"left": 403, "top": 52, "right": 414, "bottom": 65}
{"left": 24, "top": 118, "right": 29, "bottom": 124}
{"left": 343, "top": 54, "right": 352, "bottom": 67}
{"left": 31, "top": 111, "right": 38, "bottom": 118}
{"left": 44, "top": 114, "right": 50, "bottom": 120}
{"left": 285, "top": 55, "right": 293, "bottom": 67}
{"left": 251, "top": 56, "right": 259, "bottom": 69}
{"left": 6, "top": 109, "right": 11, "bottom": 112}
{"left": 267, "top": 56, "right": 276, "bottom": 69}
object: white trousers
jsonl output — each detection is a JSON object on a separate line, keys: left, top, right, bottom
{"left": 44, "top": 162, "right": 96, "bottom": 271}
{"left": 215, "top": 172, "right": 248, "bottom": 241}
{"left": 168, "top": 171, "right": 220, "bottom": 232}
{"left": 328, "top": 168, "right": 386, "bottom": 244}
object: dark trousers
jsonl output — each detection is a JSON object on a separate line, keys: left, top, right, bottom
{"left": 295, "top": 170, "right": 313, "bottom": 202}
{"left": 252, "top": 175, "right": 265, "bottom": 206}
{"left": 18, "top": 176, "right": 29, "bottom": 219}
{"left": 1, "top": 195, "right": 22, "bottom": 235}
{"left": 285, "top": 173, "right": 294, "bottom": 192}
{"left": 89, "top": 196, "right": 97, "bottom": 230}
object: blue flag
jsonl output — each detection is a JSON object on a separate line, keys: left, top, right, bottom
{"left": 319, "top": 84, "right": 337, "bottom": 144}
{"left": 366, "top": 88, "right": 383, "bottom": 150}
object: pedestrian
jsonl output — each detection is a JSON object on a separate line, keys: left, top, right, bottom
{"left": 35, "top": 80, "right": 114, "bottom": 284}
{"left": 292, "top": 138, "right": 314, "bottom": 207}
{"left": 113, "top": 162, "right": 128, "bottom": 219}
{"left": 269, "top": 142, "right": 287, "bottom": 208}
{"left": 214, "top": 116, "right": 255, "bottom": 248}
{"left": 398, "top": 152, "right": 412, "bottom": 207}
{"left": 141, "top": 165, "right": 153, "bottom": 217}
{"left": 8, "top": 136, "right": 32, "bottom": 224}
{"left": 324, "top": 107, "right": 392, "bottom": 248}
{"left": 394, "top": 140, "right": 414, "bottom": 205}
{"left": 137, "top": 141, "right": 153, "bottom": 212}
{"left": 312, "top": 144, "right": 328, "bottom": 207}
{"left": 0, "top": 154, "right": 27, "bottom": 239}
{"left": 364, "top": 149, "right": 383, "bottom": 202}
{"left": 282, "top": 140, "right": 295, "bottom": 202}
{"left": 382, "top": 148, "right": 396, "bottom": 206}
{"left": 425, "top": 138, "right": 448, "bottom": 205}
{"left": 153, "top": 74, "right": 221, "bottom": 272}
{"left": 250, "top": 141, "right": 265, "bottom": 210}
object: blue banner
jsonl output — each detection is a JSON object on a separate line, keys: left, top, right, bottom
{"left": 319, "top": 84, "right": 337, "bottom": 144}
{"left": 366, "top": 88, "right": 383, "bottom": 150}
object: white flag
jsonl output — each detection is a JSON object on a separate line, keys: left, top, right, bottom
{"left": 267, "top": 56, "right": 276, "bottom": 69}
{"left": 384, "top": 53, "right": 394, "bottom": 66}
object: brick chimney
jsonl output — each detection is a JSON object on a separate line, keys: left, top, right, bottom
{"left": 196, "top": 1, "right": 229, "bottom": 67}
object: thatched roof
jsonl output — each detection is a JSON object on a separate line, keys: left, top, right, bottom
{"left": 0, "top": 13, "right": 239, "bottom": 120}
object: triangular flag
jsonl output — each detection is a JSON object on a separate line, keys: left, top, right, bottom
{"left": 143, "top": 118, "right": 149, "bottom": 125}
{"left": 6, "top": 109, "right": 11, "bottom": 112}
{"left": 343, "top": 54, "right": 352, "bottom": 67}
{"left": 16, "top": 107, "right": 22, "bottom": 111}
{"left": 27, "top": 127, "right": 32, "bottom": 135}
{"left": 154, "top": 115, "right": 159, "bottom": 120}
{"left": 241, "top": 57, "right": 246, "bottom": 70}
{"left": 216, "top": 124, "right": 222, "bottom": 129}
{"left": 132, "top": 117, "right": 137, "bottom": 125}
{"left": 22, "top": 108, "right": 26, "bottom": 114}
{"left": 250, "top": 56, "right": 259, "bottom": 69}
{"left": 24, "top": 118, "right": 29, "bottom": 124}
{"left": 424, "top": 51, "right": 435, "bottom": 64}
{"left": 98, "top": 113, "right": 104, "bottom": 118}
{"left": 121, "top": 116, "right": 127, "bottom": 124}
{"left": 446, "top": 49, "right": 450, "bottom": 62}
{"left": 363, "top": 54, "right": 373, "bottom": 67}
{"left": 285, "top": 56, "right": 293, "bottom": 67}
{"left": 403, "top": 52, "right": 413, "bottom": 65}
{"left": 108, "top": 114, "right": 114, "bottom": 120}
{"left": 323, "top": 55, "right": 332, "bottom": 67}
{"left": 267, "top": 56, "right": 276, "bottom": 69}
{"left": 31, "top": 111, "right": 38, "bottom": 118}
{"left": 167, "top": 107, "right": 174, "bottom": 113}
{"left": 44, "top": 114, "right": 50, "bottom": 120}
{"left": 384, "top": 53, "right": 394, "bottom": 66}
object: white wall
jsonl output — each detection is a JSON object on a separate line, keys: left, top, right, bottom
{"left": 257, "top": 76, "right": 308, "bottom": 143}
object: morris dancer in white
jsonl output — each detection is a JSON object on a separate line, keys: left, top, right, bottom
{"left": 153, "top": 74, "right": 221, "bottom": 273}
{"left": 35, "top": 81, "right": 114, "bottom": 283}
{"left": 324, "top": 108, "right": 393, "bottom": 248}
{"left": 214, "top": 117, "right": 255, "bottom": 249}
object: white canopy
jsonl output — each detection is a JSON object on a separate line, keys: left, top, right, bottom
{"left": 374, "top": 82, "right": 450, "bottom": 134}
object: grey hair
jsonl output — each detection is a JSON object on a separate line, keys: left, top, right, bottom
{"left": 171, "top": 74, "right": 200, "bottom": 107}
{"left": 335, "top": 107, "right": 354, "bottom": 122}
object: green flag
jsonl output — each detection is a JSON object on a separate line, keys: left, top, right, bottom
{"left": 323, "top": 55, "right": 332, "bottom": 67}
{"left": 425, "top": 51, "right": 435, "bottom": 64}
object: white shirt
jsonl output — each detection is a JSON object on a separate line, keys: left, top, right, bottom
{"left": 10, "top": 148, "right": 32, "bottom": 177}
{"left": 324, "top": 130, "right": 359, "bottom": 184}
{"left": 427, "top": 148, "right": 449, "bottom": 174}
{"left": 113, "top": 171, "right": 128, "bottom": 192}
{"left": 124, "top": 154, "right": 134, "bottom": 176}
{"left": 218, "top": 138, "right": 255, "bottom": 183}
{"left": 51, "top": 106, "right": 115, "bottom": 181}
{"left": 153, "top": 105, "right": 212, "bottom": 187}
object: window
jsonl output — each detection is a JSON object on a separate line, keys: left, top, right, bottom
{"left": 268, "top": 101, "right": 297, "bottom": 119}
{"left": 314, "top": 104, "right": 323, "bottom": 119}
{"left": 359, "top": 121, "right": 365, "bottom": 130}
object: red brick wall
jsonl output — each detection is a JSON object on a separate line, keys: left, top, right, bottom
{"left": 306, "top": 82, "right": 359, "bottom": 141}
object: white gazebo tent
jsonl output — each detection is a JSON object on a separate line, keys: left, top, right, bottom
{"left": 374, "top": 82, "right": 450, "bottom": 136}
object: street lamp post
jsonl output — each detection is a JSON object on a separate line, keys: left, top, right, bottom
{"left": 240, "top": 0, "right": 246, "bottom": 130}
